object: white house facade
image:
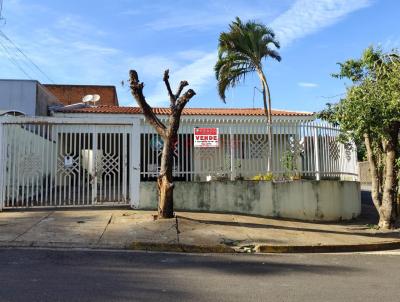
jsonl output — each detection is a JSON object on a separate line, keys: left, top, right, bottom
{"left": 0, "top": 101, "right": 360, "bottom": 221}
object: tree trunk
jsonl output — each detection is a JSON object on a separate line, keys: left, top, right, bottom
{"left": 264, "top": 78, "right": 273, "bottom": 172}
{"left": 364, "top": 130, "right": 399, "bottom": 229}
{"left": 257, "top": 69, "right": 273, "bottom": 172}
{"left": 364, "top": 133, "right": 382, "bottom": 213}
{"left": 379, "top": 133, "right": 399, "bottom": 229}
{"left": 157, "top": 134, "right": 175, "bottom": 218}
{"left": 129, "top": 69, "right": 195, "bottom": 220}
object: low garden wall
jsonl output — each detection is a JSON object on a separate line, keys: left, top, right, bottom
{"left": 138, "top": 180, "right": 361, "bottom": 221}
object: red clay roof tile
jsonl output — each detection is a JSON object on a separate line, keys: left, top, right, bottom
{"left": 56, "top": 105, "right": 313, "bottom": 117}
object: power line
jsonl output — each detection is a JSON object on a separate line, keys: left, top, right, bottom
{"left": 318, "top": 93, "right": 346, "bottom": 100}
{"left": 0, "top": 30, "right": 54, "bottom": 83}
{"left": 0, "top": 36, "right": 33, "bottom": 79}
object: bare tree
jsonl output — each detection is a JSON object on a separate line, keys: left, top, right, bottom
{"left": 129, "top": 69, "right": 196, "bottom": 218}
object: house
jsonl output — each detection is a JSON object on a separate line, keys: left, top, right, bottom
{"left": 43, "top": 84, "right": 119, "bottom": 106}
{"left": 52, "top": 104, "right": 317, "bottom": 182}
{"left": 0, "top": 83, "right": 358, "bottom": 216}
{"left": 0, "top": 79, "right": 60, "bottom": 116}
{"left": 0, "top": 80, "right": 119, "bottom": 115}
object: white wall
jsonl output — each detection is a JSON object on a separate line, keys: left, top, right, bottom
{"left": 0, "top": 80, "right": 60, "bottom": 116}
{"left": 139, "top": 180, "right": 361, "bottom": 221}
{"left": 0, "top": 80, "right": 37, "bottom": 115}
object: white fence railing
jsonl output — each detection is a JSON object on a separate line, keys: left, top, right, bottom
{"left": 0, "top": 117, "right": 141, "bottom": 209}
{"left": 139, "top": 119, "right": 358, "bottom": 182}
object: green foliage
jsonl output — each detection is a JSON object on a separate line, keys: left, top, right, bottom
{"left": 281, "top": 151, "right": 296, "bottom": 173}
{"left": 280, "top": 151, "right": 301, "bottom": 179}
{"left": 319, "top": 46, "right": 400, "bottom": 219}
{"left": 215, "top": 17, "right": 281, "bottom": 102}
{"left": 319, "top": 46, "right": 400, "bottom": 144}
{"left": 252, "top": 173, "right": 274, "bottom": 181}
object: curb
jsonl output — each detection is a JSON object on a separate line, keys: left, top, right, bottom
{"left": 127, "top": 242, "right": 236, "bottom": 253}
{"left": 256, "top": 241, "right": 400, "bottom": 253}
{"left": 1, "top": 240, "right": 400, "bottom": 254}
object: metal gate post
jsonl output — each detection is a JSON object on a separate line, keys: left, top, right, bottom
{"left": 230, "top": 127, "right": 235, "bottom": 181}
{"left": 129, "top": 119, "right": 140, "bottom": 208}
{"left": 92, "top": 126, "right": 98, "bottom": 205}
{"left": 314, "top": 126, "right": 321, "bottom": 181}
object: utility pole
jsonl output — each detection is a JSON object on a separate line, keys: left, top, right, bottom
{"left": 0, "top": 0, "right": 6, "bottom": 25}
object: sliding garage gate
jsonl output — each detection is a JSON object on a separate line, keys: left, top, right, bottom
{"left": 0, "top": 117, "right": 140, "bottom": 209}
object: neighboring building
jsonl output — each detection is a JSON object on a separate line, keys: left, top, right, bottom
{"left": 0, "top": 79, "right": 60, "bottom": 116}
{"left": 44, "top": 84, "right": 119, "bottom": 106}
{"left": 0, "top": 80, "right": 119, "bottom": 115}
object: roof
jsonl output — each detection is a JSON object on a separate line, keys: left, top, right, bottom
{"left": 43, "top": 84, "right": 119, "bottom": 106}
{"left": 55, "top": 105, "right": 313, "bottom": 117}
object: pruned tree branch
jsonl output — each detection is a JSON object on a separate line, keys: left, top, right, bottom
{"left": 175, "top": 80, "right": 189, "bottom": 99}
{"left": 163, "top": 69, "right": 176, "bottom": 107}
{"left": 129, "top": 70, "right": 167, "bottom": 138}
{"left": 177, "top": 89, "right": 196, "bottom": 112}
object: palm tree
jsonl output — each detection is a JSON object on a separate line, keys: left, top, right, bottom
{"left": 215, "top": 17, "right": 281, "bottom": 171}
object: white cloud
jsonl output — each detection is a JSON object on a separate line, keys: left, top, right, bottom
{"left": 271, "top": 0, "right": 372, "bottom": 47}
{"left": 177, "top": 50, "right": 209, "bottom": 61}
{"left": 146, "top": 52, "right": 217, "bottom": 105}
{"left": 71, "top": 41, "right": 120, "bottom": 55}
{"left": 143, "top": 1, "right": 277, "bottom": 31}
{"left": 298, "top": 82, "right": 318, "bottom": 88}
{"left": 126, "top": 55, "right": 179, "bottom": 78}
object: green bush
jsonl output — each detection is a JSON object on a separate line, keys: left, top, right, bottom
{"left": 252, "top": 173, "right": 274, "bottom": 181}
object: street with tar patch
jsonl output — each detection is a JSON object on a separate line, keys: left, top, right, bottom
{"left": 0, "top": 248, "right": 399, "bottom": 302}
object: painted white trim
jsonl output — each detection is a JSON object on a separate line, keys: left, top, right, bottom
{"left": 1, "top": 116, "right": 141, "bottom": 125}
{"left": 53, "top": 112, "right": 315, "bottom": 123}
{"left": 130, "top": 123, "right": 140, "bottom": 208}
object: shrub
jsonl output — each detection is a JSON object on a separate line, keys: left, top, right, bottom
{"left": 252, "top": 173, "right": 274, "bottom": 181}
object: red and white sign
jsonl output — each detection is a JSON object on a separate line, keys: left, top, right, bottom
{"left": 194, "top": 128, "right": 219, "bottom": 147}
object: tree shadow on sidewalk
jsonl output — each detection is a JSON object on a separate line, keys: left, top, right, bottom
{"left": 176, "top": 190, "right": 400, "bottom": 240}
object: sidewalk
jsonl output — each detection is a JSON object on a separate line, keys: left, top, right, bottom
{"left": 1, "top": 208, "right": 400, "bottom": 253}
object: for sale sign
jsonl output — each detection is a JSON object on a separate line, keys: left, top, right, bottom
{"left": 194, "top": 128, "right": 219, "bottom": 147}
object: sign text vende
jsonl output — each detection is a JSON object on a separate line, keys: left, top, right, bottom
{"left": 194, "top": 128, "right": 219, "bottom": 147}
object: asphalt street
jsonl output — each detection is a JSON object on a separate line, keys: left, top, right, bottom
{"left": 0, "top": 248, "right": 399, "bottom": 302}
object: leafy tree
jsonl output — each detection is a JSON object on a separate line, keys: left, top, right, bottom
{"left": 319, "top": 47, "right": 400, "bottom": 229}
{"left": 215, "top": 17, "right": 281, "bottom": 170}
{"left": 129, "top": 70, "right": 196, "bottom": 218}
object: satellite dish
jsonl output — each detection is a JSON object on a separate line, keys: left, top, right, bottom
{"left": 82, "top": 94, "right": 93, "bottom": 103}
{"left": 92, "top": 94, "right": 101, "bottom": 103}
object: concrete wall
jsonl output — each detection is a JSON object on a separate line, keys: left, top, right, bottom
{"left": 139, "top": 180, "right": 361, "bottom": 221}
{"left": 0, "top": 80, "right": 37, "bottom": 115}
{"left": 36, "top": 84, "right": 60, "bottom": 116}
{"left": 0, "top": 80, "right": 60, "bottom": 116}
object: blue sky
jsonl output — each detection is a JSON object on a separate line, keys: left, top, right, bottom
{"left": 0, "top": 0, "right": 398, "bottom": 112}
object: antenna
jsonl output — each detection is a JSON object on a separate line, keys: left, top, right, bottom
{"left": 82, "top": 94, "right": 94, "bottom": 103}
{"left": 253, "top": 86, "right": 263, "bottom": 109}
{"left": 92, "top": 94, "right": 100, "bottom": 104}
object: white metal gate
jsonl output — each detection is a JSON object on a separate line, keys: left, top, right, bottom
{"left": 0, "top": 117, "right": 140, "bottom": 209}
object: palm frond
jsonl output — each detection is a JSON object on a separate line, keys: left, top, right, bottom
{"left": 215, "top": 17, "right": 281, "bottom": 102}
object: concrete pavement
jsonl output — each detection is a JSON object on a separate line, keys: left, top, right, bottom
{"left": 1, "top": 209, "right": 400, "bottom": 252}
